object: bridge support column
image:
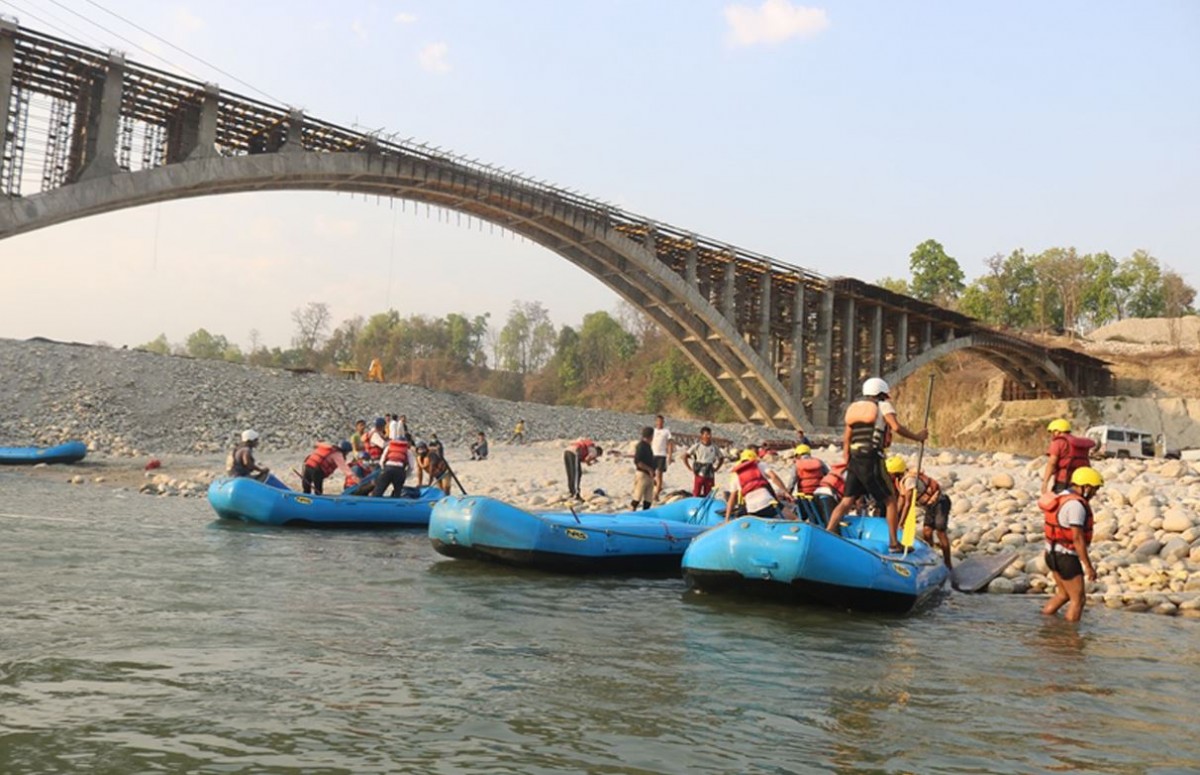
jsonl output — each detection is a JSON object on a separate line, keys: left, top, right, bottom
{"left": 758, "top": 266, "right": 771, "bottom": 360}
{"left": 812, "top": 290, "right": 834, "bottom": 427}
{"left": 0, "top": 21, "right": 15, "bottom": 165}
{"left": 183, "top": 84, "right": 220, "bottom": 161}
{"left": 871, "top": 304, "right": 883, "bottom": 376}
{"left": 78, "top": 51, "right": 125, "bottom": 181}
{"left": 685, "top": 242, "right": 698, "bottom": 287}
{"left": 922, "top": 320, "right": 932, "bottom": 352}
{"left": 722, "top": 253, "right": 736, "bottom": 318}
{"left": 790, "top": 283, "right": 806, "bottom": 416}
{"left": 842, "top": 296, "right": 857, "bottom": 403}
{"left": 284, "top": 109, "right": 305, "bottom": 152}
{"left": 896, "top": 312, "right": 908, "bottom": 365}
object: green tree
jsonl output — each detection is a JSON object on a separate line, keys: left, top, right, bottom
{"left": 184, "top": 328, "right": 228, "bottom": 360}
{"left": 876, "top": 277, "right": 910, "bottom": 295}
{"left": 908, "top": 239, "right": 964, "bottom": 306}
{"left": 139, "top": 333, "right": 171, "bottom": 355}
{"left": 1118, "top": 250, "right": 1166, "bottom": 318}
{"left": 578, "top": 311, "right": 636, "bottom": 380}
{"left": 645, "top": 348, "right": 728, "bottom": 418}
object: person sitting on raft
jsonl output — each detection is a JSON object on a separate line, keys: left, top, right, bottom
{"left": 301, "top": 440, "right": 355, "bottom": 495}
{"left": 724, "top": 448, "right": 794, "bottom": 522}
{"left": 229, "top": 429, "right": 270, "bottom": 482}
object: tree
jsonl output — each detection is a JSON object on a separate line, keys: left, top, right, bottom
{"left": 497, "top": 301, "right": 554, "bottom": 373}
{"left": 1118, "top": 250, "right": 1166, "bottom": 319}
{"left": 577, "top": 311, "right": 636, "bottom": 380}
{"left": 139, "top": 333, "right": 171, "bottom": 355}
{"left": 908, "top": 239, "right": 964, "bottom": 306}
{"left": 184, "top": 328, "right": 228, "bottom": 360}
{"left": 291, "top": 302, "right": 331, "bottom": 354}
{"left": 876, "top": 277, "right": 910, "bottom": 295}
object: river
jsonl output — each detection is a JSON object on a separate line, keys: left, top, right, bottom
{"left": 1, "top": 472, "right": 1197, "bottom": 774}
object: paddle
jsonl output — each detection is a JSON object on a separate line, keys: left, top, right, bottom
{"left": 901, "top": 373, "right": 936, "bottom": 553}
{"left": 439, "top": 456, "right": 468, "bottom": 496}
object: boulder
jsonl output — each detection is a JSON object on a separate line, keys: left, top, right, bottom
{"left": 991, "top": 473, "right": 1015, "bottom": 490}
{"left": 1161, "top": 509, "right": 1195, "bottom": 534}
{"left": 1133, "top": 539, "right": 1165, "bottom": 559}
{"left": 1127, "top": 484, "right": 1154, "bottom": 505}
{"left": 986, "top": 576, "right": 1015, "bottom": 594}
{"left": 1161, "top": 538, "right": 1192, "bottom": 562}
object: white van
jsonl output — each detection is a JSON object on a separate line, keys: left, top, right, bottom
{"left": 1084, "top": 425, "right": 1156, "bottom": 459}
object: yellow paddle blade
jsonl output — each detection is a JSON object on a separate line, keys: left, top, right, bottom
{"left": 901, "top": 492, "right": 918, "bottom": 547}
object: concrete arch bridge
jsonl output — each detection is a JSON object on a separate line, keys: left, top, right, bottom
{"left": 0, "top": 23, "right": 1112, "bottom": 430}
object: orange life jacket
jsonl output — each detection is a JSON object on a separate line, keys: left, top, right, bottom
{"left": 818, "top": 467, "right": 845, "bottom": 498}
{"left": 733, "top": 459, "right": 770, "bottom": 496}
{"left": 384, "top": 439, "right": 410, "bottom": 465}
{"left": 1040, "top": 491, "right": 1093, "bottom": 550}
{"left": 1051, "top": 434, "right": 1095, "bottom": 484}
{"left": 304, "top": 443, "right": 340, "bottom": 476}
{"left": 794, "top": 457, "right": 827, "bottom": 496}
{"left": 844, "top": 398, "right": 892, "bottom": 455}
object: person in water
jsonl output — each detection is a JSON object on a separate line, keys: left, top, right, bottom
{"left": 1040, "top": 466, "right": 1102, "bottom": 623}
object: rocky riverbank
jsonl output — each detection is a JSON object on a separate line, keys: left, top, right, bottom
{"left": 5, "top": 337, "right": 1200, "bottom": 618}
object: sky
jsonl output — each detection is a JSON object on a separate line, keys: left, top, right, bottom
{"left": 1, "top": 0, "right": 1197, "bottom": 350}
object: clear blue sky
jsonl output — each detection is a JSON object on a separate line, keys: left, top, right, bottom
{"left": 2, "top": 0, "right": 1197, "bottom": 349}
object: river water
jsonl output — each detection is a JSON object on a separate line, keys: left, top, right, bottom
{"left": 2, "top": 472, "right": 1198, "bottom": 775}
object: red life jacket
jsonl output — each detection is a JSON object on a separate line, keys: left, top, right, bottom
{"left": 364, "top": 432, "right": 384, "bottom": 460}
{"left": 1040, "top": 491, "right": 1093, "bottom": 550}
{"left": 571, "top": 438, "right": 595, "bottom": 458}
{"left": 733, "top": 459, "right": 769, "bottom": 496}
{"left": 384, "top": 439, "right": 410, "bottom": 465}
{"left": 304, "top": 443, "right": 339, "bottom": 476}
{"left": 1051, "top": 434, "right": 1095, "bottom": 483}
{"left": 818, "top": 467, "right": 845, "bottom": 498}
{"left": 794, "top": 457, "right": 827, "bottom": 496}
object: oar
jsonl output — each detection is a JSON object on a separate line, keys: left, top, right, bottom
{"left": 440, "top": 457, "right": 468, "bottom": 496}
{"left": 902, "top": 373, "right": 936, "bottom": 555}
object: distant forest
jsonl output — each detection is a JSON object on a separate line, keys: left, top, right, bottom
{"left": 140, "top": 241, "right": 1196, "bottom": 418}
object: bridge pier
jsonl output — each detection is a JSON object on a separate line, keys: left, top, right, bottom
{"left": 77, "top": 52, "right": 125, "bottom": 181}
{"left": 0, "top": 21, "right": 15, "bottom": 181}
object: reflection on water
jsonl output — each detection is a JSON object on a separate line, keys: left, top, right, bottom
{"left": 1, "top": 472, "right": 1198, "bottom": 774}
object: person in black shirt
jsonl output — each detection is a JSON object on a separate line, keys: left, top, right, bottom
{"left": 631, "top": 426, "right": 656, "bottom": 511}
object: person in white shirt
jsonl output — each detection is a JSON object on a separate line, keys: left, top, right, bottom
{"left": 650, "top": 414, "right": 675, "bottom": 500}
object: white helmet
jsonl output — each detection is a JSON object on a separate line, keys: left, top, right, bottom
{"left": 862, "top": 377, "right": 890, "bottom": 397}
{"left": 241, "top": 429, "right": 260, "bottom": 443}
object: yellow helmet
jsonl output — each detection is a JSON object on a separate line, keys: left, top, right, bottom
{"left": 794, "top": 444, "right": 811, "bottom": 457}
{"left": 1047, "top": 419, "right": 1071, "bottom": 433}
{"left": 885, "top": 455, "right": 907, "bottom": 474}
{"left": 1070, "top": 466, "right": 1104, "bottom": 488}
{"left": 739, "top": 448, "right": 758, "bottom": 462}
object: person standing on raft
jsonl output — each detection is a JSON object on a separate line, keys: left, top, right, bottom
{"left": 824, "top": 378, "right": 928, "bottom": 553}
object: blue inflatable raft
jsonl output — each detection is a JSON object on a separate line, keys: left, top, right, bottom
{"left": 429, "top": 494, "right": 728, "bottom": 573}
{"left": 0, "top": 440, "right": 88, "bottom": 465}
{"left": 681, "top": 515, "right": 950, "bottom": 613}
{"left": 207, "top": 473, "right": 445, "bottom": 528}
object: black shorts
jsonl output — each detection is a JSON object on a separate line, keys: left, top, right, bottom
{"left": 922, "top": 494, "right": 951, "bottom": 531}
{"left": 653, "top": 455, "right": 668, "bottom": 473}
{"left": 1045, "top": 550, "right": 1083, "bottom": 581}
{"left": 844, "top": 455, "right": 894, "bottom": 505}
{"left": 748, "top": 503, "right": 780, "bottom": 519}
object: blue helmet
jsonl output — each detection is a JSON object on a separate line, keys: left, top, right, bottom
{"left": 374, "top": 417, "right": 386, "bottom": 428}
{"left": 339, "top": 440, "right": 352, "bottom": 454}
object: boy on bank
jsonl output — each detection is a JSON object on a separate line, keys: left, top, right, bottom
{"left": 682, "top": 426, "right": 724, "bottom": 497}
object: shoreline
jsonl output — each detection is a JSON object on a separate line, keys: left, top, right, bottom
{"left": 11, "top": 438, "right": 1200, "bottom": 619}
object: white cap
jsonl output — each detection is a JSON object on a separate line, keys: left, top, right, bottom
{"left": 862, "top": 377, "right": 890, "bottom": 397}
{"left": 241, "top": 429, "right": 260, "bottom": 442}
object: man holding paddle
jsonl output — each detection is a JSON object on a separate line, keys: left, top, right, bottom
{"left": 825, "top": 377, "right": 928, "bottom": 553}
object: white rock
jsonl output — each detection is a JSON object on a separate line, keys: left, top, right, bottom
{"left": 1162, "top": 510, "right": 1195, "bottom": 533}
{"left": 991, "top": 473, "right": 1015, "bottom": 489}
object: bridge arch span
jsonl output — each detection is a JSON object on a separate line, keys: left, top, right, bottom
{"left": 0, "top": 22, "right": 1114, "bottom": 430}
